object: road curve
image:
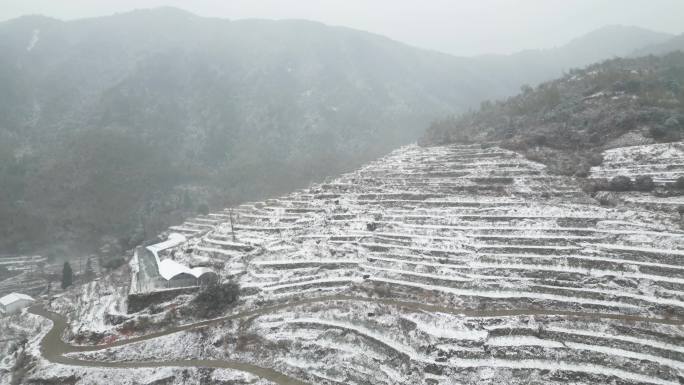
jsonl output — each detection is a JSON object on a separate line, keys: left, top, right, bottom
{"left": 29, "top": 305, "right": 312, "bottom": 385}
{"left": 28, "top": 295, "right": 684, "bottom": 384}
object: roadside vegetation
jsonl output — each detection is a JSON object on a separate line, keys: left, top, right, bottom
{"left": 190, "top": 282, "right": 240, "bottom": 318}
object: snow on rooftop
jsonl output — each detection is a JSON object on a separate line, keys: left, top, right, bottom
{"left": 0, "top": 292, "right": 35, "bottom": 306}
{"left": 157, "top": 258, "right": 216, "bottom": 280}
{"left": 189, "top": 266, "right": 215, "bottom": 278}
{"left": 146, "top": 233, "right": 187, "bottom": 257}
{"left": 158, "top": 259, "right": 190, "bottom": 280}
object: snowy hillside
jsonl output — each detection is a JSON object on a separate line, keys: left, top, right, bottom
{"left": 590, "top": 142, "right": 684, "bottom": 185}
{"left": 15, "top": 143, "right": 683, "bottom": 385}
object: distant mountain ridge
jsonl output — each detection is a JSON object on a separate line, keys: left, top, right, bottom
{"left": 0, "top": 7, "right": 679, "bottom": 255}
{"left": 634, "top": 33, "right": 684, "bottom": 56}
{"left": 468, "top": 25, "right": 673, "bottom": 95}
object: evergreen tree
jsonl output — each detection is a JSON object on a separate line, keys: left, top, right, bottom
{"left": 61, "top": 262, "right": 73, "bottom": 289}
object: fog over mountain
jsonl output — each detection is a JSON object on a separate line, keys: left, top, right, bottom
{"left": 3, "top": 0, "right": 684, "bottom": 56}
{"left": 0, "top": 7, "right": 675, "bottom": 255}
{"left": 3, "top": 4, "right": 684, "bottom": 385}
{"left": 471, "top": 25, "right": 673, "bottom": 88}
{"left": 636, "top": 33, "right": 684, "bottom": 56}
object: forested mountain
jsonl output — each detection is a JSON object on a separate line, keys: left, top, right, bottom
{"left": 0, "top": 8, "right": 674, "bottom": 255}
{"left": 421, "top": 52, "right": 684, "bottom": 177}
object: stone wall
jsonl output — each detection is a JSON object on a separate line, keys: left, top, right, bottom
{"left": 127, "top": 287, "right": 198, "bottom": 313}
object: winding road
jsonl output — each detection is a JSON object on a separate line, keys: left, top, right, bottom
{"left": 28, "top": 296, "right": 684, "bottom": 385}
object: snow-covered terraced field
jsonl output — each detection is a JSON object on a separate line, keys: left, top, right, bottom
{"left": 590, "top": 142, "right": 684, "bottom": 184}
{"left": 29, "top": 144, "right": 684, "bottom": 385}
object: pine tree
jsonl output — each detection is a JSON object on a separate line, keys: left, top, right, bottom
{"left": 61, "top": 262, "right": 73, "bottom": 289}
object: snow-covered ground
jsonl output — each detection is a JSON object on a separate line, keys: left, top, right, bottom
{"left": 49, "top": 263, "right": 130, "bottom": 340}
{"left": 19, "top": 143, "right": 684, "bottom": 385}
{"left": 25, "top": 364, "right": 279, "bottom": 385}
{"left": 0, "top": 311, "right": 48, "bottom": 384}
{"left": 590, "top": 141, "right": 684, "bottom": 184}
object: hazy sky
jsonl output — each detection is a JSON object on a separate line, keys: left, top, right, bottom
{"left": 2, "top": 0, "right": 683, "bottom": 56}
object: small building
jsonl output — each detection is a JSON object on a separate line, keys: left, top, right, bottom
{"left": 158, "top": 259, "right": 219, "bottom": 289}
{"left": 0, "top": 293, "right": 35, "bottom": 315}
{"left": 130, "top": 233, "right": 219, "bottom": 293}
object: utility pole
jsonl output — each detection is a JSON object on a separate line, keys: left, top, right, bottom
{"left": 229, "top": 208, "right": 236, "bottom": 242}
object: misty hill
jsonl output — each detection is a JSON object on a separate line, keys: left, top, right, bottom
{"left": 0, "top": 8, "right": 676, "bottom": 255}
{"left": 421, "top": 52, "right": 684, "bottom": 178}
{"left": 0, "top": 8, "right": 489, "bottom": 254}
{"left": 470, "top": 25, "right": 673, "bottom": 93}
{"left": 635, "top": 33, "right": 684, "bottom": 56}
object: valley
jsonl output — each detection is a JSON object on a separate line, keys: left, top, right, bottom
{"left": 1, "top": 6, "right": 683, "bottom": 385}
